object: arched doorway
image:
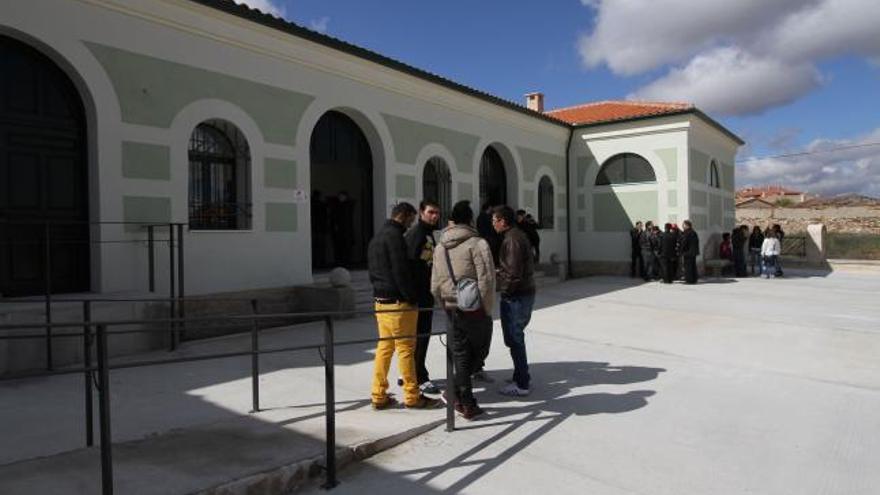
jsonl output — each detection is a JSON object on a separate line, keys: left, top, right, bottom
{"left": 422, "top": 156, "right": 451, "bottom": 221}
{"left": 479, "top": 146, "right": 507, "bottom": 208}
{"left": 309, "top": 110, "right": 373, "bottom": 269}
{"left": 0, "top": 36, "right": 89, "bottom": 296}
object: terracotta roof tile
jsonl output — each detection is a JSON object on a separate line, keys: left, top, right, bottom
{"left": 545, "top": 100, "right": 693, "bottom": 125}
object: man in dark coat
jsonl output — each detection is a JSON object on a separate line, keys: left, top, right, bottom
{"left": 404, "top": 200, "right": 441, "bottom": 395}
{"left": 516, "top": 209, "right": 541, "bottom": 263}
{"left": 477, "top": 202, "right": 502, "bottom": 263}
{"left": 661, "top": 223, "right": 678, "bottom": 283}
{"left": 493, "top": 206, "right": 536, "bottom": 397}
{"left": 630, "top": 221, "right": 643, "bottom": 278}
{"left": 680, "top": 220, "right": 700, "bottom": 284}
{"left": 732, "top": 225, "right": 748, "bottom": 277}
{"left": 639, "top": 221, "right": 656, "bottom": 280}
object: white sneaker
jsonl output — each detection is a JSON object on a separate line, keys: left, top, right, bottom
{"left": 498, "top": 383, "right": 530, "bottom": 397}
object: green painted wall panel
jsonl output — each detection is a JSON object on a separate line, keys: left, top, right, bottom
{"left": 691, "top": 189, "right": 708, "bottom": 207}
{"left": 592, "top": 190, "right": 658, "bottom": 232}
{"left": 381, "top": 113, "right": 480, "bottom": 173}
{"left": 709, "top": 194, "right": 722, "bottom": 227}
{"left": 123, "top": 196, "right": 171, "bottom": 232}
{"left": 517, "top": 147, "right": 566, "bottom": 183}
{"left": 457, "top": 182, "right": 473, "bottom": 201}
{"left": 721, "top": 162, "right": 735, "bottom": 192}
{"left": 689, "top": 149, "right": 710, "bottom": 183}
{"left": 522, "top": 189, "right": 535, "bottom": 208}
{"left": 577, "top": 216, "right": 586, "bottom": 232}
{"left": 556, "top": 193, "right": 566, "bottom": 210}
{"left": 265, "top": 202, "right": 298, "bottom": 231}
{"left": 576, "top": 193, "right": 585, "bottom": 210}
{"left": 668, "top": 190, "right": 678, "bottom": 208}
{"left": 396, "top": 174, "right": 416, "bottom": 198}
{"left": 655, "top": 148, "right": 678, "bottom": 182}
{"left": 86, "top": 43, "right": 314, "bottom": 145}
{"left": 122, "top": 142, "right": 170, "bottom": 180}
{"left": 264, "top": 158, "right": 297, "bottom": 189}
{"left": 558, "top": 216, "right": 567, "bottom": 231}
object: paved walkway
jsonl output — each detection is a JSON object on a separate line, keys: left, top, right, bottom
{"left": 300, "top": 269, "right": 880, "bottom": 495}
{"left": 2, "top": 269, "right": 879, "bottom": 494}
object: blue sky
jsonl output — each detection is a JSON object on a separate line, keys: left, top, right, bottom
{"left": 244, "top": 0, "right": 880, "bottom": 197}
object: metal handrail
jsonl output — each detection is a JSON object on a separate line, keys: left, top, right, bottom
{"left": 0, "top": 303, "right": 456, "bottom": 493}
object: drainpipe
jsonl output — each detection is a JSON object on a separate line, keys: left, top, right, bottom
{"left": 564, "top": 126, "right": 574, "bottom": 279}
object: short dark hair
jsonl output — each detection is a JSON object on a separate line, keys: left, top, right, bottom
{"left": 450, "top": 200, "right": 473, "bottom": 225}
{"left": 683, "top": 219, "right": 693, "bottom": 229}
{"left": 391, "top": 202, "right": 416, "bottom": 218}
{"left": 491, "top": 205, "right": 516, "bottom": 227}
{"left": 516, "top": 209, "right": 527, "bottom": 216}
{"left": 722, "top": 232, "right": 731, "bottom": 240}
{"left": 419, "top": 199, "right": 440, "bottom": 212}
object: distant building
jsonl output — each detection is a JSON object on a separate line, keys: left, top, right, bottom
{"left": 736, "top": 186, "right": 806, "bottom": 205}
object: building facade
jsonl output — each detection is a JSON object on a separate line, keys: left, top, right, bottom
{"left": 1, "top": 0, "right": 742, "bottom": 299}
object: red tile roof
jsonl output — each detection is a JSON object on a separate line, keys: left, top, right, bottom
{"left": 736, "top": 185, "right": 803, "bottom": 198}
{"left": 545, "top": 100, "right": 693, "bottom": 125}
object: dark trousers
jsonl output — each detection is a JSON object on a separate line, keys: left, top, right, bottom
{"left": 662, "top": 257, "right": 678, "bottom": 283}
{"left": 683, "top": 256, "right": 698, "bottom": 284}
{"left": 448, "top": 310, "right": 492, "bottom": 407}
{"left": 641, "top": 249, "right": 656, "bottom": 280}
{"left": 500, "top": 293, "right": 535, "bottom": 389}
{"left": 414, "top": 306, "right": 433, "bottom": 384}
{"left": 733, "top": 250, "right": 747, "bottom": 277}
{"left": 630, "top": 251, "right": 643, "bottom": 277}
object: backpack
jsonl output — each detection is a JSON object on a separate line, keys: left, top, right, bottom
{"left": 442, "top": 245, "right": 482, "bottom": 312}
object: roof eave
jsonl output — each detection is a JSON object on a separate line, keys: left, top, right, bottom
{"left": 568, "top": 109, "right": 745, "bottom": 146}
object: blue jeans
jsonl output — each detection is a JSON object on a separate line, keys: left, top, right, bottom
{"left": 500, "top": 292, "right": 535, "bottom": 389}
{"left": 762, "top": 255, "right": 778, "bottom": 278}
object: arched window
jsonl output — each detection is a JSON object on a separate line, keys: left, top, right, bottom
{"left": 709, "top": 160, "right": 721, "bottom": 188}
{"left": 595, "top": 153, "right": 655, "bottom": 186}
{"left": 538, "top": 176, "right": 554, "bottom": 229}
{"left": 188, "top": 120, "right": 252, "bottom": 230}
{"left": 479, "top": 146, "right": 507, "bottom": 207}
{"left": 423, "top": 157, "right": 452, "bottom": 220}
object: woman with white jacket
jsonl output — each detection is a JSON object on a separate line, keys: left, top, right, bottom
{"left": 760, "top": 231, "right": 781, "bottom": 278}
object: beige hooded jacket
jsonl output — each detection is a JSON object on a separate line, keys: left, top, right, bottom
{"left": 430, "top": 224, "right": 496, "bottom": 313}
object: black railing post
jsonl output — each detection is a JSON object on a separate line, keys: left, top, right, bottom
{"left": 83, "top": 300, "right": 94, "bottom": 447}
{"left": 321, "top": 316, "right": 338, "bottom": 490}
{"left": 44, "top": 221, "right": 53, "bottom": 371}
{"left": 147, "top": 225, "right": 155, "bottom": 293}
{"left": 176, "top": 223, "right": 185, "bottom": 341}
{"left": 168, "top": 224, "right": 177, "bottom": 351}
{"left": 250, "top": 299, "right": 260, "bottom": 413}
{"left": 96, "top": 324, "right": 114, "bottom": 495}
{"left": 445, "top": 311, "right": 455, "bottom": 433}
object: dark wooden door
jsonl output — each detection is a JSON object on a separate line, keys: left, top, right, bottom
{"left": 0, "top": 36, "right": 89, "bottom": 296}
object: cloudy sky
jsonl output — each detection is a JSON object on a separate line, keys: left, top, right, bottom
{"left": 242, "top": 0, "right": 879, "bottom": 196}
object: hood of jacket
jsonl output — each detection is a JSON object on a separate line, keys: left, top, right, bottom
{"left": 440, "top": 224, "right": 479, "bottom": 250}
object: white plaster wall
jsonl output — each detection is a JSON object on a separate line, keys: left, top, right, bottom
{"left": 571, "top": 119, "right": 689, "bottom": 262}
{"left": 2, "top": 0, "right": 570, "bottom": 295}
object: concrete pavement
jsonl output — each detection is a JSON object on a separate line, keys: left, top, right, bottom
{"left": 301, "top": 269, "right": 880, "bottom": 495}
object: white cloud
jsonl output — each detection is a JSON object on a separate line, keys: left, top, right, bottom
{"left": 580, "top": 0, "right": 880, "bottom": 115}
{"left": 737, "top": 128, "right": 880, "bottom": 197}
{"left": 235, "top": 0, "right": 286, "bottom": 18}
{"left": 629, "top": 47, "right": 821, "bottom": 115}
{"left": 309, "top": 16, "right": 330, "bottom": 34}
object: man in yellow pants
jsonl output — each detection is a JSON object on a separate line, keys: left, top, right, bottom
{"left": 367, "top": 202, "right": 441, "bottom": 410}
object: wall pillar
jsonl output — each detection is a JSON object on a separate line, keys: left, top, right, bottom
{"left": 806, "top": 223, "right": 826, "bottom": 263}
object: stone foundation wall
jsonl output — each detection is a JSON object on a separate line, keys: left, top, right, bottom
{"left": 737, "top": 206, "right": 880, "bottom": 234}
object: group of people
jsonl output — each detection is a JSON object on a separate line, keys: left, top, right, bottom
{"left": 720, "top": 224, "right": 786, "bottom": 278}
{"left": 630, "top": 220, "right": 702, "bottom": 284}
{"left": 367, "top": 199, "right": 538, "bottom": 420}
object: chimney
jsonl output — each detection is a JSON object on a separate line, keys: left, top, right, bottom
{"left": 525, "top": 92, "right": 544, "bottom": 113}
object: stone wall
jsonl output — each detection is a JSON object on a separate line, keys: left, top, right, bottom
{"left": 736, "top": 206, "right": 880, "bottom": 234}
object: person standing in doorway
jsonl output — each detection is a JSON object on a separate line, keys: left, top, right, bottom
{"left": 680, "top": 220, "right": 700, "bottom": 284}
{"left": 431, "top": 200, "right": 495, "bottom": 420}
{"left": 404, "top": 200, "right": 441, "bottom": 395}
{"left": 493, "top": 206, "right": 536, "bottom": 397}
{"left": 630, "top": 221, "right": 644, "bottom": 278}
{"left": 367, "top": 202, "right": 440, "bottom": 410}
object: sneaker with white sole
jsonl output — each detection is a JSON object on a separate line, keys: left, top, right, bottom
{"left": 419, "top": 380, "right": 441, "bottom": 395}
{"left": 498, "top": 382, "right": 530, "bottom": 397}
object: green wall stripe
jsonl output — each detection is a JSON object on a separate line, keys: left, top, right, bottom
{"left": 395, "top": 174, "right": 416, "bottom": 198}
{"left": 522, "top": 189, "right": 535, "bottom": 209}
{"left": 457, "top": 182, "right": 473, "bottom": 201}
{"left": 517, "top": 147, "right": 566, "bottom": 184}
{"left": 123, "top": 196, "right": 171, "bottom": 232}
{"left": 265, "top": 202, "right": 298, "bottom": 232}
{"left": 86, "top": 42, "right": 314, "bottom": 145}
{"left": 122, "top": 142, "right": 170, "bottom": 180}
{"left": 381, "top": 113, "right": 480, "bottom": 173}
{"left": 264, "top": 158, "right": 297, "bottom": 189}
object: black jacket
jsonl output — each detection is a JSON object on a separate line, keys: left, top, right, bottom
{"left": 680, "top": 229, "right": 700, "bottom": 258}
{"left": 367, "top": 220, "right": 417, "bottom": 302}
{"left": 497, "top": 226, "right": 536, "bottom": 296}
{"left": 749, "top": 232, "right": 764, "bottom": 250}
{"left": 404, "top": 220, "right": 436, "bottom": 305}
{"left": 661, "top": 230, "right": 678, "bottom": 258}
{"left": 630, "top": 228, "right": 641, "bottom": 254}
